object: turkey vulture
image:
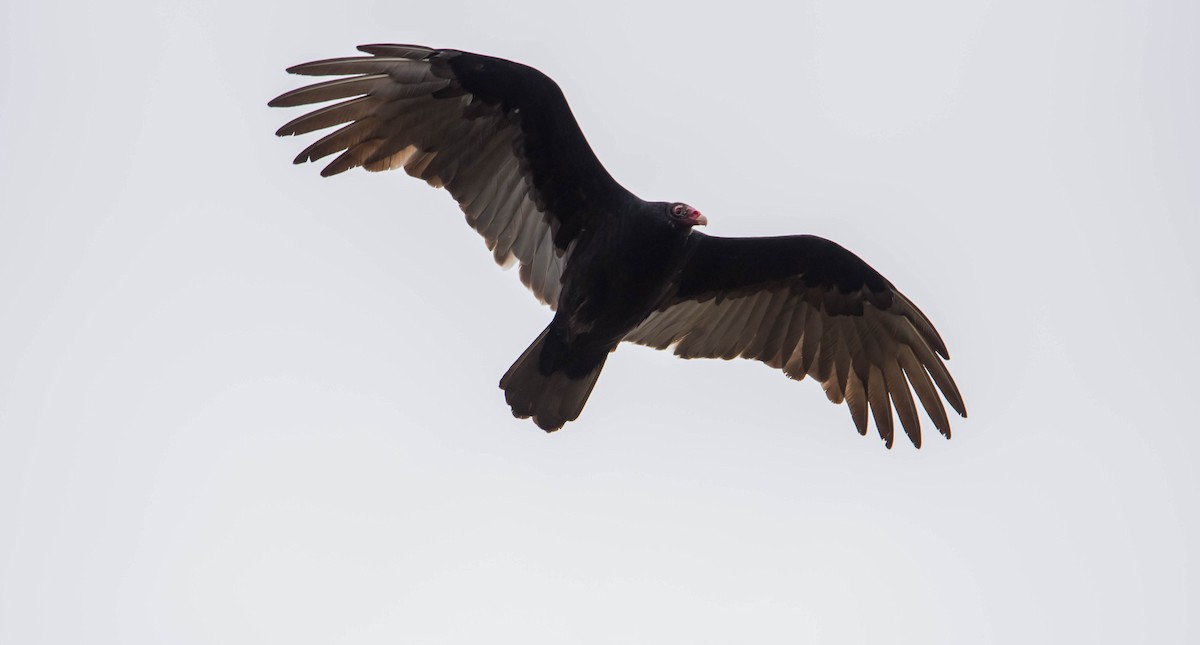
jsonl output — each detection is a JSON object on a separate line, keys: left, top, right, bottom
{"left": 269, "top": 44, "right": 966, "bottom": 448}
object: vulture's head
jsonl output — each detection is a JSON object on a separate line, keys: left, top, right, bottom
{"left": 667, "top": 202, "right": 707, "bottom": 228}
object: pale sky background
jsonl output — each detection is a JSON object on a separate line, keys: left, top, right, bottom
{"left": 2, "top": 1, "right": 1198, "bottom": 643}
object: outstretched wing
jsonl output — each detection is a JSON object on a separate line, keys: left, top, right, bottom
{"left": 624, "top": 232, "right": 966, "bottom": 448}
{"left": 269, "top": 44, "right": 636, "bottom": 308}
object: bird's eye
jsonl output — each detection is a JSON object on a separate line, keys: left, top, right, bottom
{"left": 672, "top": 204, "right": 684, "bottom": 216}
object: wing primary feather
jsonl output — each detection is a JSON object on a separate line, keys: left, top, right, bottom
{"left": 894, "top": 291, "right": 950, "bottom": 359}
{"left": 293, "top": 116, "right": 379, "bottom": 165}
{"left": 867, "top": 364, "right": 894, "bottom": 448}
{"left": 883, "top": 358, "right": 921, "bottom": 448}
{"left": 908, "top": 337, "right": 967, "bottom": 418}
{"left": 356, "top": 44, "right": 436, "bottom": 59}
{"left": 286, "top": 57, "right": 430, "bottom": 78}
{"left": 278, "top": 96, "right": 377, "bottom": 137}
{"left": 270, "top": 74, "right": 391, "bottom": 108}
{"left": 832, "top": 325, "right": 853, "bottom": 403}
{"left": 322, "top": 138, "right": 384, "bottom": 177}
{"left": 842, "top": 313, "right": 873, "bottom": 403}
{"left": 898, "top": 345, "right": 951, "bottom": 438}
{"left": 844, "top": 370, "right": 870, "bottom": 436}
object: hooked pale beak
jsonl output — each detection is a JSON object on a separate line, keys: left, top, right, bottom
{"left": 692, "top": 211, "right": 708, "bottom": 226}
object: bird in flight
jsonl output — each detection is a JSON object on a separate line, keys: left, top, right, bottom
{"left": 269, "top": 44, "right": 966, "bottom": 448}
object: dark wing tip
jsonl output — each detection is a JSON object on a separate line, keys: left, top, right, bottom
{"left": 283, "top": 60, "right": 338, "bottom": 75}
{"left": 356, "top": 44, "right": 435, "bottom": 59}
{"left": 902, "top": 419, "right": 923, "bottom": 449}
{"left": 947, "top": 392, "right": 968, "bottom": 418}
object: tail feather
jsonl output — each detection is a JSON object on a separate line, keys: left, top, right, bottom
{"left": 500, "top": 328, "right": 607, "bottom": 432}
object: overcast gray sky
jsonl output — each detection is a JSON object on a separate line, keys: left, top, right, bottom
{"left": 2, "top": 1, "right": 1198, "bottom": 643}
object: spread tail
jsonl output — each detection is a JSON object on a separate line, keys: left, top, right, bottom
{"left": 499, "top": 327, "right": 607, "bottom": 432}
